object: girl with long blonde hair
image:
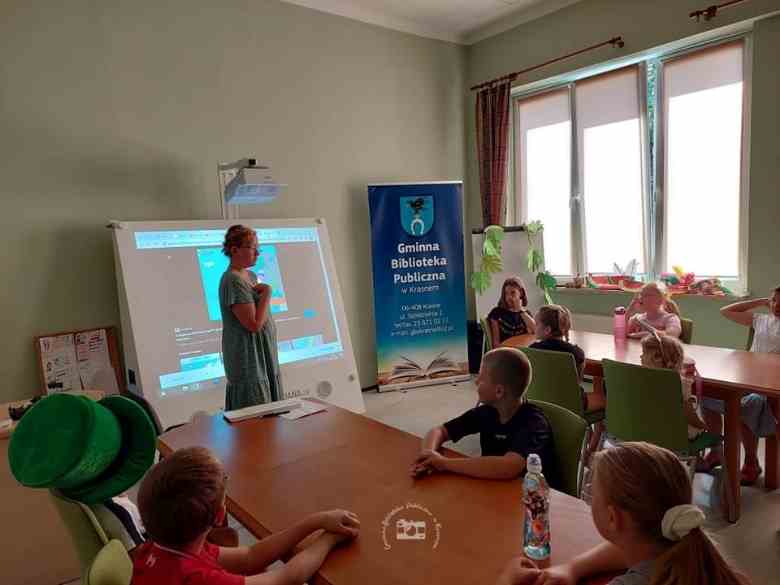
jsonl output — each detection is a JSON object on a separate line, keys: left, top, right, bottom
{"left": 498, "top": 442, "right": 748, "bottom": 585}
{"left": 626, "top": 282, "right": 682, "bottom": 339}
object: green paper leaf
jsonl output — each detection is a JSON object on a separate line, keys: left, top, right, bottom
{"left": 526, "top": 220, "right": 544, "bottom": 235}
{"left": 527, "top": 249, "right": 543, "bottom": 273}
{"left": 483, "top": 238, "right": 499, "bottom": 258}
{"left": 484, "top": 225, "right": 505, "bottom": 244}
{"left": 471, "top": 271, "right": 491, "bottom": 294}
{"left": 541, "top": 272, "right": 558, "bottom": 289}
{"left": 482, "top": 253, "right": 503, "bottom": 274}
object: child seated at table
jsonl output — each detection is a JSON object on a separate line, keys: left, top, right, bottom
{"left": 640, "top": 333, "right": 706, "bottom": 439}
{"left": 496, "top": 442, "right": 748, "bottom": 585}
{"left": 410, "top": 347, "right": 555, "bottom": 482}
{"left": 530, "top": 304, "right": 605, "bottom": 414}
{"left": 700, "top": 286, "right": 780, "bottom": 485}
{"left": 626, "top": 282, "right": 682, "bottom": 339}
{"left": 133, "top": 446, "right": 360, "bottom": 585}
{"left": 487, "top": 276, "right": 536, "bottom": 347}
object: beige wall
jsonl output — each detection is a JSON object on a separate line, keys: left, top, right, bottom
{"left": 0, "top": 0, "right": 466, "bottom": 402}
{"left": 465, "top": 1, "right": 780, "bottom": 346}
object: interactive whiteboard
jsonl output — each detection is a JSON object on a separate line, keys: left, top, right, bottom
{"left": 112, "top": 219, "right": 364, "bottom": 428}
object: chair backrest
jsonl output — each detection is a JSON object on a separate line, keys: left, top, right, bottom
{"left": 49, "top": 490, "right": 109, "bottom": 573}
{"left": 601, "top": 359, "right": 690, "bottom": 454}
{"left": 529, "top": 399, "right": 587, "bottom": 498}
{"left": 519, "top": 347, "right": 584, "bottom": 418}
{"left": 680, "top": 318, "right": 694, "bottom": 344}
{"left": 480, "top": 317, "right": 493, "bottom": 353}
{"left": 86, "top": 540, "right": 133, "bottom": 585}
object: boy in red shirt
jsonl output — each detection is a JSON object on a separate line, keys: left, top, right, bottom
{"left": 133, "top": 446, "right": 360, "bottom": 585}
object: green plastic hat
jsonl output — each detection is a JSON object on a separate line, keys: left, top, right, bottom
{"left": 9, "top": 394, "right": 156, "bottom": 504}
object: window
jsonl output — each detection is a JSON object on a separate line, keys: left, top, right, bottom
{"left": 514, "top": 89, "right": 572, "bottom": 275}
{"left": 576, "top": 67, "right": 646, "bottom": 275}
{"left": 512, "top": 38, "right": 748, "bottom": 286}
{"left": 659, "top": 42, "right": 744, "bottom": 278}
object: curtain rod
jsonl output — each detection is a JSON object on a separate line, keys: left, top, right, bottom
{"left": 690, "top": 0, "right": 750, "bottom": 22}
{"left": 469, "top": 36, "right": 624, "bottom": 92}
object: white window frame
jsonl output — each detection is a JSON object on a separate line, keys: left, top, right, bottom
{"left": 653, "top": 37, "right": 752, "bottom": 291}
{"left": 509, "top": 31, "right": 752, "bottom": 291}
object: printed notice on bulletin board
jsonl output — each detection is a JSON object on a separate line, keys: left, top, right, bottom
{"left": 36, "top": 327, "right": 123, "bottom": 396}
{"left": 39, "top": 334, "right": 82, "bottom": 393}
{"left": 75, "top": 329, "right": 120, "bottom": 395}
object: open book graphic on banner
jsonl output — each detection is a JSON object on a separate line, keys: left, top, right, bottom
{"left": 384, "top": 352, "right": 464, "bottom": 383}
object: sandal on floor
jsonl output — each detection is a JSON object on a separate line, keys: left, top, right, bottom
{"left": 740, "top": 463, "right": 762, "bottom": 486}
{"left": 696, "top": 451, "right": 723, "bottom": 473}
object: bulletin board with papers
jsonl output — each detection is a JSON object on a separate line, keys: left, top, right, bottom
{"left": 34, "top": 326, "right": 124, "bottom": 396}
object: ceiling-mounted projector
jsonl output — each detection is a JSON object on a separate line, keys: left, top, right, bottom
{"left": 218, "top": 158, "right": 286, "bottom": 205}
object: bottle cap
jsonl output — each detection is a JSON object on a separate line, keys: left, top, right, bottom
{"left": 527, "top": 453, "right": 542, "bottom": 474}
{"left": 614, "top": 306, "right": 626, "bottom": 315}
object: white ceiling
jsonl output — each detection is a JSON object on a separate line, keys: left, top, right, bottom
{"left": 281, "top": 0, "right": 586, "bottom": 45}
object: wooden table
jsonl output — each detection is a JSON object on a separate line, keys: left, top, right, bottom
{"left": 502, "top": 331, "right": 780, "bottom": 521}
{"left": 159, "top": 402, "right": 610, "bottom": 585}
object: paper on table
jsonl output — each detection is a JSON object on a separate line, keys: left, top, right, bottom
{"left": 40, "top": 334, "right": 82, "bottom": 394}
{"left": 281, "top": 400, "right": 326, "bottom": 420}
{"left": 75, "top": 329, "right": 119, "bottom": 394}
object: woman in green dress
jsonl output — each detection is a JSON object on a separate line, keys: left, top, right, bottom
{"left": 219, "top": 225, "right": 283, "bottom": 410}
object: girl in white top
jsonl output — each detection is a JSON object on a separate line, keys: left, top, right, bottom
{"left": 626, "top": 282, "right": 682, "bottom": 339}
{"left": 640, "top": 333, "right": 706, "bottom": 439}
{"left": 700, "top": 285, "right": 780, "bottom": 485}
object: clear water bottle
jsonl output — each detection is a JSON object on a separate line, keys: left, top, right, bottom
{"left": 523, "top": 453, "right": 550, "bottom": 560}
{"left": 613, "top": 306, "right": 627, "bottom": 339}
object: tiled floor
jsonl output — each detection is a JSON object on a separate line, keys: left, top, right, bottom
{"left": 66, "top": 381, "right": 779, "bottom": 584}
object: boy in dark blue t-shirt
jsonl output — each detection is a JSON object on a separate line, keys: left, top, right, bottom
{"left": 410, "top": 347, "right": 555, "bottom": 481}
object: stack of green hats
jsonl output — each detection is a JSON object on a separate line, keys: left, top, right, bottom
{"left": 9, "top": 393, "right": 156, "bottom": 504}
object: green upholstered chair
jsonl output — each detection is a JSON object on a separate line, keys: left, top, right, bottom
{"left": 529, "top": 399, "right": 588, "bottom": 498}
{"left": 519, "top": 347, "right": 605, "bottom": 426}
{"left": 601, "top": 358, "right": 735, "bottom": 521}
{"left": 680, "top": 318, "right": 694, "bottom": 344}
{"left": 85, "top": 540, "right": 133, "bottom": 585}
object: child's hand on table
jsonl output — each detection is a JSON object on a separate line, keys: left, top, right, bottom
{"left": 317, "top": 509, "right": 360, "bottom": 538}
{"left": 496, "top": 557, "right": 543, "bottom": 585}
{"left": 411, "top": 449, "right": 447, "bottom": 476}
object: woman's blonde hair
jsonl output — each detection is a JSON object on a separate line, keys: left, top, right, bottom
{"left": 222, "top": 224, "right": 256, "bottom": 257}
{"left": 641, "top": 282, "right": 681, "bottom": 316}
{"left": 497, "top": 277, "right": 528, "bottom": 309}
{"left": 641, "top": 334, "right": 685, "bottom": 371}
{"left": 593, "top": 442, "right": 748, "bottom": 585}
{"left": 536, "top": 304, "right": 573, "bottom": 341}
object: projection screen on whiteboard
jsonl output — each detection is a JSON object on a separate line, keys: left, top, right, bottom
{"left": 112, "top": 219, "right": 364, "bottom": 428}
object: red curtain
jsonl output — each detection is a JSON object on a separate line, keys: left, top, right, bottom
{"left": 476, "top": 81, "right": 511, "bottom": 227}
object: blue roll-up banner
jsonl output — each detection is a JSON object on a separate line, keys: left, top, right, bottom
{"left": 368, "top": 182, "right": 469, "bottom": 391}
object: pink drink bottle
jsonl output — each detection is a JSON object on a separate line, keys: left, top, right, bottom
{"left": 613, "top": 306, "right": 627, "bottom": 339}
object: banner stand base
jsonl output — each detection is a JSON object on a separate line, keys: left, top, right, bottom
{"left": 377, "top": 374, "right": 471, "bottom": 393}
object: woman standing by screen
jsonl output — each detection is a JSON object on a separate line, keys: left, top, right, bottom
{"left": 219, "top": 225, "right": 283, "bottom": 410}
